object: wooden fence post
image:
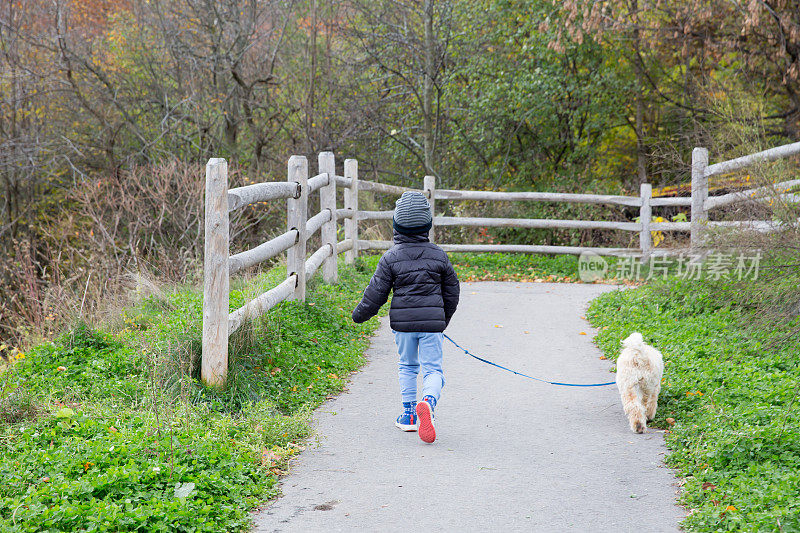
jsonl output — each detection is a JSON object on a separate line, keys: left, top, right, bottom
{"left": 424, "top": 175, "right": 436, "bottom": 242}
{"left": 287, "top": 155, "right": 308, "bottom": 301}
{"left": 691, "top": 147, "right": 709, "bottom": 251}
{"left": 639, "top": 182, "right": 652, "bottom": 261}
{"left": 344, "top": 158, "right": 359, "bottom": 265}
{"left": 319, "top": 152, "right": 338, "bottom": 283}
{"left": 202, "top": 158, "right": 229, "bottom": 389}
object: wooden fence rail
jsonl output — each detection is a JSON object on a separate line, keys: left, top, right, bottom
{"left": 202, "top": 142, "right": 800, "bottom": 387}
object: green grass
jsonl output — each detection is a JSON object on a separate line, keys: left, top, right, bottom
{"left": 0, "top": 259, "right": 383, "bottom": 532}
{"left": 449, "top": 252, "right": 585, "bottom": 282}
{"left": 588, "top": 279, "right": 800, "bottom": 531}
{"left": 8, "top": 249, "right": 777, "bottom": 532}
{"left": 446, "top": 251, "right": 674, "bottom": 283}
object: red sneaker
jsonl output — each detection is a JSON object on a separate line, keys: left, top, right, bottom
{"left": 416, "top": 398, "right": 436, "bottom": 443}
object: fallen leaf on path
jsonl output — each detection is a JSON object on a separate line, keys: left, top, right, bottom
{"left": 579, "top": 332, "right": 587, "bottom": 335}
{"left": 599, "top": 355, "right": 607, "bottom": 360}
{"left": 494, "top": 325, "right": 503, "bottom": 328}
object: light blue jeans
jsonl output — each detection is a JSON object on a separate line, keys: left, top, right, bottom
{"left": 393, "top": 331, "right": 445, "bottom": 404}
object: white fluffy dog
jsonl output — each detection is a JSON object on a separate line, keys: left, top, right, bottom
{"left": 616, "top": 332, "right": 664, "bottom": 433}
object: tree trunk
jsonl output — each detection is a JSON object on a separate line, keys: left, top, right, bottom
{"left": 631, "top": 0, "right": 647, "bottom": 185}
{"left": 307, "top": 0, "right": 318, "bottom": 153}
{"left": 423, "top": 0, "right": 435, "bottom": 176}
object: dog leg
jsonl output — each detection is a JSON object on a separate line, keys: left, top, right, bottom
{"left": 621, "top": 388, "right": 646, "bottom": 433}
{"left": 645, "top": 392, "right": 658, "bottom": 421}
{"left": 645, "top": 383, "right": 661, "bottom": 420}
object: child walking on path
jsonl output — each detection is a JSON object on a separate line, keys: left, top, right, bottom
{"left": 352, "top": 191, "right": 460, "bottom": 443}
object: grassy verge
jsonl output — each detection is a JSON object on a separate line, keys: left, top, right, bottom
{"left": 588, "top": 279, "right": 800, "bottom": 531}
{"left": 1, "top": 250, "right": 728, "bottom": 531}
{"left": 450, "top": 253, "right": 584, "bottom": 282}
{"left": 0, "top": 259, "right": 383, "bottom": 532}
{"left": 448, "top": 252, "right": 644, "bottom": 283}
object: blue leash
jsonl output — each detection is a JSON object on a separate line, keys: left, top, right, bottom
{"left": 443, "top": 334, "right": 616, "bottom": 387}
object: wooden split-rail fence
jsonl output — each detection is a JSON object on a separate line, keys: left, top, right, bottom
{"left": 202, "top": 142, "right": 800, "bottom": 387}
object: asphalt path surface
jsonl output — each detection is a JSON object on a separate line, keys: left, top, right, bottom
{"left": 252, "top": 282, "right": 684, "bottom": 532}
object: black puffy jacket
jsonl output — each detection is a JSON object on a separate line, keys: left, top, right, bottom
{"left": 352, "top": 232, "right": 460, "bottom": 332}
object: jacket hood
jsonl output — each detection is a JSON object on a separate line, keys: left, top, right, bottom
{"left": 393, "top": 231, "right": 430, "bottom": 245}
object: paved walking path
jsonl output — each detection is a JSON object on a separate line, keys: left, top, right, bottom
{"left": 252, "top": 282, "right": 684, "bottom": 532}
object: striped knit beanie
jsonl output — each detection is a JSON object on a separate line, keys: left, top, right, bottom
{"left": 393, "top": 191, "right": 432, "bottom": 235}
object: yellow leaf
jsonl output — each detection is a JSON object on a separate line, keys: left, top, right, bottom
{"left": 579, "top": 332, "right": 587, "bottom": 335}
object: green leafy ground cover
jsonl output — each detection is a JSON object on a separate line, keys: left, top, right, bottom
{"left": 5, "top": 251, "right": 790, "bottom": 532}
{"left": 588, "top": 279, "right": 800, "bottom": 531}
{"left": 448, "top": 252, "right": 667, "bottom": 283}
{"left": 0, "top": 260, "right": 383, "bottom": 532}
{"left": 450, "top": 253, "right": 585, "bottom": 282}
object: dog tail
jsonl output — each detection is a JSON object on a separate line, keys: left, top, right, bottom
{"left": 621, "top": 332, "right": 645, "bottom": 349}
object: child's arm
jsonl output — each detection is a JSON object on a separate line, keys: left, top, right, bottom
{"left": 442, "top": 260, "right": 460, "bottom": 327}
{"left": 352, "top": 255, "right": 394, "bottom": 323}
